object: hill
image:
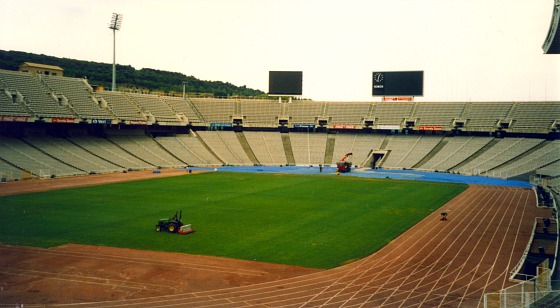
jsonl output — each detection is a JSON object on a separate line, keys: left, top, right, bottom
{"left": 0, "top": 49, "right": 266, "bottom": 97}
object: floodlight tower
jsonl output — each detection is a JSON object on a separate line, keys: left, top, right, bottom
{"left": 109, "top": 13, "right": 123, "bottom": 91}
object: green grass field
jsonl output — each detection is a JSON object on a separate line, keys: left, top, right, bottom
{"left": 0, "top": 172, "right": 467, "bottom": 269}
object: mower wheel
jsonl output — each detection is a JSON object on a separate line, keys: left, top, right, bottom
{"left": 168, "top": 224, "right": 177, "bottom": 233}
{"left": 156, "top": 225, "right": 162, "bottom": 232}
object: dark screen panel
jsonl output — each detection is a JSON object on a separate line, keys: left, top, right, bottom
{"left": 372, "top": 71, "right": 423, "bottom": 96}
{"left": 269, "top": 71, "right": 303, "bottom": 95}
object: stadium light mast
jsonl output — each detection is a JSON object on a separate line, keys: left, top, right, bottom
{"left": 109, "top": 13, "right": 123, "bottom": 92}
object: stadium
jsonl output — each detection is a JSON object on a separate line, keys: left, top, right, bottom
{"left": 1, "top": 1, "right": 560, "bottom": 307}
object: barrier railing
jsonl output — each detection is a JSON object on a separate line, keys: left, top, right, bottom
{"left": 485, "top": 259, "right": 551, "bottom": 308}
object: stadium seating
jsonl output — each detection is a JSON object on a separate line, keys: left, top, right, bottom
{"left": 0, "top": 136, "right": 84, "bottom": 177}
{"left": 40, "top": 75, "right": 114, "bottom": 120}
{"left": 243, "top": 131, "right": 288, "bottom": 165}
{"left": 155, "top": 135, "right": 222, "bottom": 166}
{"left": 418, "top": 136, "right": 493, "bottom": 171}
{"left": 68, "top": 136, "right": 154, "bottom": 171}
{"left": 412, "top": 102, "right": 467, "bottom": 129}
{"left": 190, "top": 98, "right": 236, "bottom": 124}
{"left": 95, "top": 91, "right": 146, "bottom": 122}
{"left": 455, "top": 138, "right": 545, "bottom": 176}
{"left": 510, "top": 102, "right": 560, "bottom": 133}
{"left": 490, "top": 140, "right": 560, "bottom": 178}
{"left": 0, "top": 84, "right": 31, "bottom": 117}
{"left": 463, "top": 102, "right": 514, "bottom": 131}
{"left": 196, "top": 131, "right": 253, "bottom": 165}
{"left": 108, "top": 135, "right": 186, "bottom": 168}
{"left": 0, "top": 70, "right": 75, "bottom": 118}
{"left": 288, "top": 132, "right": 328, "bottom": 165}
{"left": 160, "top": 96, "right": 203, "bottom": 124}
{"left": 126, "top": 93, "right": 183, "bottom": 124}
{"left": 0, "top": 68, "right": 559, "bottom": 181}
{"left": 285, "top": 101, "right": 323, "bottom": 125}
{"left": 371, "top": 101, "right": 414, "bottom": 126}
{"left": 324, "top": 102, "right": 372, "bottom": 125}
{"left": 239, "top": 99, "right": 282, "bottom": 127}
{"left": 24, "top": 136, "right": 124, "bottom": 174}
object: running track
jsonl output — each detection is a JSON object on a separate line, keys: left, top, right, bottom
{"left": 54, "top": 185, "right": 550, "bottom": 307}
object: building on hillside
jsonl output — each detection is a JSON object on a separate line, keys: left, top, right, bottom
{"left": 19, "top": 62, "right": 64, "bottom": 76}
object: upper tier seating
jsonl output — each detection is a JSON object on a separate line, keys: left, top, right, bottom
{"left": 324, "top": 102, "right": 371, "bottom": 125}
{"left": 0, "top": 70, "right": 75, "bottom": 118}
{"left": 463, "top": 102, "right": 514, "bottom": 131}
{"left": 95, "top": 91, "right": 146, "bottom": 121}
{"left": 126, "top": 93, "right": 182, "bottom": 124}
{"left": 40, "top": 75, "right": 114, "bottom": 119}
{"left": 285, "top": 101, "right": 323, "bottom": 124}
{"left": 190, "top": 98, "right": 235, "bottom": 124}
{"left": 509, "top": 102, "right": 560, "bottom": 133}
{"left": 371, "top": 102, "right": 414, "bottom": 126}
{"left": 239, "top": 99, "right": 282, "bottom": 127}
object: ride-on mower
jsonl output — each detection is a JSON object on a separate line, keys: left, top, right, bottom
{"left": 155, "top": 210, "right": 195, "bottom": 234}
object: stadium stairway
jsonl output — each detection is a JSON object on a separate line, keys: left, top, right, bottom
{"left": 281, "top": 133, "right": 296, "bottom": 165}
{"left": 323, "top": 134, "right": 336, "bottom": 165}
{"left": 236, "top": 132, "right": 259, "bottom": 165}
{"left": 413, "top": 138, "right": 448, "bottom": 169}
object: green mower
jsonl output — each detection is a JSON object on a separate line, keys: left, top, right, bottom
{"left": 155, "top": 210, "right": 195, "bottom": 234}
{"left": 155, "top": 210, "right": 184, "bottom": 233}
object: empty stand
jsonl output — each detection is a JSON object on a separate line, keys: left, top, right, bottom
{"left": 239, "top": 99, "right": 282, "bottom": 127}
{"left": 68, "top": 136, "right": 154, "bottom": 171}
{"left": 197, "top": 131, "right": 252, "bottom": 165}
{"left": 510, "top": 102, "right": 560, "bottom": 133}
{"left": 160, "top": 96, "right": 203, "bottom": 124}
{"left": 490, "top": 140, "right": 560, "bottom": 179}
{"left": 0, "top": 136, "right": 84, "bottom": 177}
{"left": 455, "top": 138, "right": 544, "bottom": 175}
{"left": 289, "top": 132, "right": 328, "bottom": 165}
{"left": 95, "top": 91, "right": 146, "bottom": 122}
{"left": 155, "top": 135, "right": 222, "bottom": 166}
{"left": 190, "top": 98, "right": 235, "bottom": 124}
{"left": 419, "top": 136, "right": 494, "bottom": 171}
{"left": 323, "top": 102, "right": 371, "bottom": 125}
{"left": 0, "top": 79, "right": 32, "bottom": 117}
{"left": 371, "top": 101, "right": 414, "bottom": 126}
{"left": 413, "top": 102, "right": 466, "bottom": 129}
{"left": 109, "top": 135, "right": 186, "bottom": 168}
{"left": 24, "top": 136, "right": 124, "bottom": 174}
{"left": 126, "top": 93, "right": 183, "bottom": 124}
{"left": 463, "top": 102, "right": 514, "bottom": 131}
{"left": 243, "top": 131, "right": 288, "bottom": 166}
{"left": 285, "top": 101, "right": 323, "bottom": 124}
{"left": 0, "top": 70, "right": 75, "bottom": 118}
{"left": 40, "top": 75, "right": 114, "bottom": 120}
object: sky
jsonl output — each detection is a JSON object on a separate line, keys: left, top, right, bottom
{"left": 1, "top": 0, "right": 559, "bottom": 102}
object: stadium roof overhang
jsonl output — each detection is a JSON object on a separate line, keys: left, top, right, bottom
{"left": 543, "top": 0, "right": 560, "bottom": 54}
